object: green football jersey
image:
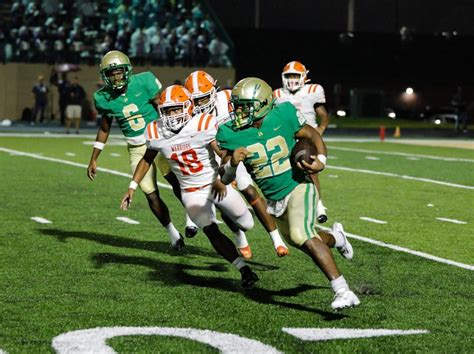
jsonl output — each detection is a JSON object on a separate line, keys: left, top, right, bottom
{"left": 217, "top": 102, "right": 306, "bottom": 201}
{"left": 93, "top": 71, "right": 162, "bottom": 143}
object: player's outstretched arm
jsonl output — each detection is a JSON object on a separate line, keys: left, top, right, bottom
{"left": 87, "top": 116, "right": 112, "bottom": 181}
{"left": 314, "top": 104, "right": 329, "bottom": 135}
{"left": 295, "top": 124, "right": 327, "bottom": 174}
{"left": 120, "top": 148, "right": 158, "bottom": 210}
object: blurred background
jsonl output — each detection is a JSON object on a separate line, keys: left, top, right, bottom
{"left": 0, "top": 0, "right": 473, "bottom": 135}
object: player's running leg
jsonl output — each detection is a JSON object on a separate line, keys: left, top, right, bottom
{"left": 310, "top": 173, "right": 327, "bottom": 223}
{"left": 159, "top": 154, "right": 198, "bottom": 238}
{"left": 277, "top": 183, "right": 359, "bottom": 309}
{"left": 240, "top": 185, "right": 289, "bottom": 257}
{"left": 182, "top": 188, "right": 259, "bottom": 288}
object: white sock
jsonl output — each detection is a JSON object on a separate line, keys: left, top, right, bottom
{"left": 234, "top": 230, "right": 248, "bottom": 248}
{"left": 331, "top": 275, "right": 348, "bottom": 293}
{"left": 165, "top": 223, "right": 181, "bottom": 243}
{"left": 185, "top": 213, "right": 197, "bottom": 228}
{"left": 232, "top": 256, "right": 246, "bottom": 271}
{"left": 331, "top": 229, "right": 345, "bottom": 248}
{"left": 269, "top": 229, "right": 286, "bottom": 249}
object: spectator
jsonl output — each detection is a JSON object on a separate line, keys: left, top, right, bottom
{"left": 208, "top": 34, "right": 230, "bottom": 67}
{"left": 50, "top": 70, "right": 70, "bottom": 126}
{"left": 31, "top": 75, "right": 49, "bottom": 125}
{"left": 65, "top": 76, "right": 86, "bottom": 134}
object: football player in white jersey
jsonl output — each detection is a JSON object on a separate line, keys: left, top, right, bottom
{"left": 120, "top": 85, "right": 259, "bottom": 288}
{"left": 184, "top": 70, "right": 289, "bottom": 258}
{"left": 273, "top": 61, "right": 329, "bottom": 223}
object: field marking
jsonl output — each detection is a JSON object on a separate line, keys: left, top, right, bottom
{"left": 427, "top": 203, "right": 434, "bottom": 207}
{"left": 365, "top": 156, "right": 380, "bottom": 160}
{"left": 2, "top": 146, "right": 472, "bottom": 271}
{"left": 436, "top": 217, "right": 467, "bottom": 225}
{"left": 116, "top": 217, "right": 140, "bottom": 225}
{"left": 31, "top": 217, "right": 52, "bottom": 224}
{"left": 318, "top": 225, "right": 473, "bottom": 271}
{"left": 360, "top": 217, "right": 387, "bottom": 224}
{"left": 406, "top": 157, "right": 420, "bottom": 161}
{"left": 329, "top": 146, "right": 474, "bottom": 163}
{"left": 65, "top": 152, "right": 76, "bottom": 156}
{"left": 0, "top": 147, "right": 171, "bottom": 190}
{"left": 327, "top": 165, "right": 474, "bottom": 190}
{"left": 52, "top": 327, "right": 281, "bottom": 354}
{"left": 282, "top": 328, "right": 429, "bottom": 341}
{"left": 109, "top": 153, "right": 121, "bottom": 157}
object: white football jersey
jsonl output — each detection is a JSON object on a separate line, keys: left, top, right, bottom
{"left": 145, "top": 113, "right": 218, "bottom": 190}
{"left": 273, "top": 84, "right": 326, "bottom": 128}
{"left": 212, "top": 89, "right": 233, "bottom": 126}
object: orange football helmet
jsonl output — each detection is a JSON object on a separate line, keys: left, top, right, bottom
{"left": 281, "top": 61, "right": 309, "bottom": 92}
{"left": 158, "top": 85, "right": 194, "bottom": 132}
{"left": 184, "top": 70, "right": 217, "bottom": 114}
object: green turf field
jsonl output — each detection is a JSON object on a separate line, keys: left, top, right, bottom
{"left": 1, "top": 134, "right": 473, "bottom": 353}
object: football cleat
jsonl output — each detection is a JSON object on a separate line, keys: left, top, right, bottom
{"left": 332, "top": 222, "right": 353, "bottom": 260}
{"left": 275, "top": 245, "right": 289, "bottom": 257}
{"left": 238, "top": 245, "right": 252, "bottom": 259}
{"left": 171, "top": 237, "right": 185, "bottom": 251}
{"left": 240, "top": 266, "right": 259, "bottom": 288}
{"left": 331, "top": 288, "right": 360, "bottom": 310}
{"left": 185, "top": 226, "right": 198, "bottom": 238}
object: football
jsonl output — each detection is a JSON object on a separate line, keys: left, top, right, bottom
{"left": 291, "top": 138, "right": 317, "bottom": 166}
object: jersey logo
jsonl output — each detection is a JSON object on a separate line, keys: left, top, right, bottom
{"left": 135, "top": 92, "right": 142, "bottom": 97}
{"left": 273, "top": 125, "right": 282, "bottom": 131}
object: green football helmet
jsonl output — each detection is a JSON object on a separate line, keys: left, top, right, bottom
{"left": 99, "top": 50, "right": 132, "bottom": 90}
{"left": 230, "top": 77, "right": 275, "bottom": 129}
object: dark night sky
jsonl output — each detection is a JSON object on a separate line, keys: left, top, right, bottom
{"left": 209, "top": 0, "right": 474, "bottom": 36}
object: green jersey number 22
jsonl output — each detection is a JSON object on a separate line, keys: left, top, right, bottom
{"left": 123, "top": 103, "right": 145, "bottom": 131}
{"left": 247, "top": 136, "right": 291, "bottom": 178}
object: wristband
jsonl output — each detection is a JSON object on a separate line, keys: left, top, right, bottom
{"left": 128, "top": 180, "right": 139, "bottom": 190}
{"left": 93, "top": 141, "right": 105, "bottom": 150}
{"left": 317, "top": 154, "right": 327, "bottom": 166}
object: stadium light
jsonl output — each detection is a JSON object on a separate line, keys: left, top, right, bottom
{"left": 388, "top": 112, "right": 396, "bottom": 119}
{"left": 336, "top": 110, "right": 347, "bottom": 117}
{"left": 405, "top": 87, "right": 414, "bottom": 95}
{"left": 434, "top": 119, "right": 441, "bottom": 125}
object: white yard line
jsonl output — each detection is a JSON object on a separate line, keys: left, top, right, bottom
{"left": 31, "top": 217, "right": 52, "bottom": 224}
{"left": 436, "top": 217, "right": 467, "bottom": 225}
{"left": 327, "top": 165, "right": 474, "bottom": 190}
{"left": 2, "top": 146, "right": 472, "bottom": 271}
{"left": 282, "top": 328, "right": 429, "bottom": 341}
{"left": 318, "top": 225, "right": 473, "bottom": 271}
{"left": 365, "top": 156, "right": 380, "bottom": 160}
{"left": 116, "top": 217, "right": 140, "bottom": 224}
{"left": 360, "top": 217, "right": 387, "bottom": 224}
{"left": 0, "top": 147, "right": 171, "bottom": 190}
{"left": 329, "top": 146, "right": 474, "bottom": 163}
{"left": 65, "top": 152, "right": 76, "bottom": 156}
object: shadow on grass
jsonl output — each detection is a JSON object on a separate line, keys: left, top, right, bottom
{"left": 93, "top": 252, "right": 348, "bottom": 320}
{"left": 39, "top": 228, "right": 218, "bottom": 258}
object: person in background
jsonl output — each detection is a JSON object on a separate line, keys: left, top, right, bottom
{"left": 65, "top": 76, "right": 85, "bottom": 134}
{"left": 50, "top": 70, "right": 70, "bottom": 126}
{"left": 31, "top": 75, "right": 49, "bottom": 125}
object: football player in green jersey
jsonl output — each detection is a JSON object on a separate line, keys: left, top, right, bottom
{"left": 217, "top": 77, "right": 360, "bottom": 310}
{"left": 87, "top": 50, "right": 195, "bottom": 250}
